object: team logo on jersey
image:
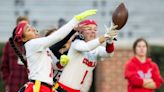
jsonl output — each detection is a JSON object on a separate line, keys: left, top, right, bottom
{"left": 82, "top": 58, "right": 97, "bottom": 67}
{"left": 137, "top": 68, "right": 152, "bottom": 79}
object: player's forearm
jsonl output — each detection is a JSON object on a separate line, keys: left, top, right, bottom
{"left": 74, "top": 38, "right": 101, "bottom": 52}
{"left": 50, "top": 30, "right": 75, "bottom": 54}
{"left": 45, "top": 18, "right": 79, "bottom": 48}
{"left": 96, "top": 46, "right": 114, "bottom": 58}
{"left": 143, "top": 78, "right": 157, "bottom": 89}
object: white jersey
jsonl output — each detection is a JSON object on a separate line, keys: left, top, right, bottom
{"left": 24, "top": 18, "right": 78, "bottom": 85}
{"left": 80, "top": 72, "right": 93, "bottom": 92}
{"left": 59, "top": 38, "right": 114, "bottom": 89}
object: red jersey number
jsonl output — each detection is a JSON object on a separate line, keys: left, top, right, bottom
{"left": 80, "top": 70, "right": 88, "bottom": 84}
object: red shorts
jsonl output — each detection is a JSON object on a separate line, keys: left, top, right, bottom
{"left": 58, "top": 82, "right": 80, "bottom": 92}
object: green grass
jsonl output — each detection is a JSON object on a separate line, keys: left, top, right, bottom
{"left": 0, "top": 43, "right": 5, "bottom": 56}
{"left": 150, "top": 45, "right": 164, "bottom": 92}
{"left": 0, "top": 42, "right": 5, "bottom": 92}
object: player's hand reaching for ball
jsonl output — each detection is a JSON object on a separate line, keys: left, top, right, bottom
{"left": 104, "top": 24, "right": 118, "bottom": 40}
{"left": 75, "top": 9, "right": 97, "bottom": 21}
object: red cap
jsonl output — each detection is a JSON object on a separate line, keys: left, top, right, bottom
{"left": 14, "top": 22, "right": 27, "bottom": 44}
{"left": 79, "top": 19, "right": 97, "bottom": 26}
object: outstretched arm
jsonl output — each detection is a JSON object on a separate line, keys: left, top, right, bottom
{"left": 73, "top": 38, "right": 102, "bottom": 52}
{"left": 96, "top": 42, "right": 114, "bottom": 58}
{"left": 73, "top": 27, "right": 117, "bottom": 52}
{"left": 50, "top": 30, "right": 76, "bottom": 59}
{"left": 27, "top": 10, "right": 97, "bottom": 52}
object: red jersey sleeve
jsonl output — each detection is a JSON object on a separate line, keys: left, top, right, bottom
{"left": 124, "top": 61, "right": 144, "bottom": 87}
{"left": 151, "top": 63, "right": 163, "bottom": 89}
{"left": 106, "top": 42, "right": 114, "bottom": 53}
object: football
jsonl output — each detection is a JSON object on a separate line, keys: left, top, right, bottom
{"left": 112, "top": 3, "right": 128, "bottom": 30}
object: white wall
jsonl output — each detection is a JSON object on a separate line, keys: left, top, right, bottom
{"left": 0, "top": 0, "right": 164, "bottom": 46}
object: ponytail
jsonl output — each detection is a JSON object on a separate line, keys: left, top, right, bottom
{"left": 9, "top": 37, "right": 27, "bottom": 68}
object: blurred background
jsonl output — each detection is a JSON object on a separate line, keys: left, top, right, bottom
{"left": 0, "top": 0, "right": 164, "bottom": 92}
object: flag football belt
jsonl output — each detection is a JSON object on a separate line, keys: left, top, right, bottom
{"left": 29, "top": 80, "right": 52, "bottom": 89}
{"left": 52, "top": 82, "right": 67, "bottom": 92}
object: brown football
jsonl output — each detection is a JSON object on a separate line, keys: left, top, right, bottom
{"left": 112, "top": 3, "right": 128, "bottom": 30}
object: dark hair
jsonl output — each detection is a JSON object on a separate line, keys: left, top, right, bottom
{"left": 16, "top": 16, "right": 29, "bottom": 25}
{"left": 9, "top": 27, "right": 27, "bottom": 67}
{"left": 133, "top": 38, "right": 149, "bottom": 57}
{"left": 45, "top": 28, "right": 57, "bottom": 36}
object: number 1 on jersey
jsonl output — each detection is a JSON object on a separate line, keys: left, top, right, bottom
{"left": 80, "top": 70, "right": 88, "bottom": 84}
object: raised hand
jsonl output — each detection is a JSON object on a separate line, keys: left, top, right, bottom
{"left": 104, "top": 24, "right": 118, "bottom": 40}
